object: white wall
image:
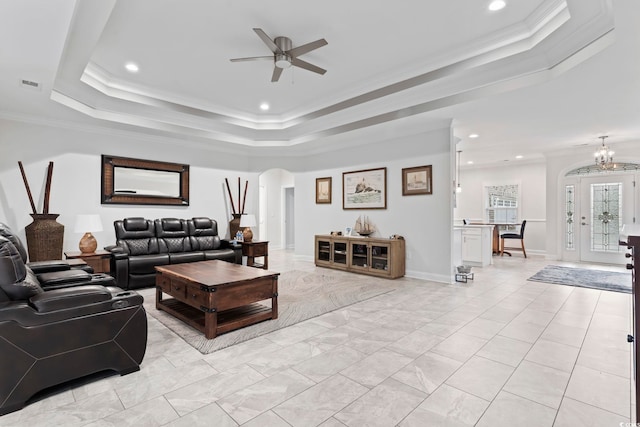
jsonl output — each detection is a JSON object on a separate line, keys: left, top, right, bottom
{"left": 294, "top": 127, "right": 454, "bottom": 282}
{"left": 454, "top": 161, "right": 547, "bottom": 254}
{"left": 0, "top": 120, "right": 259, "bottom": 254}
{"left": 0, "top": 118, "right": 454, "bottom": 281}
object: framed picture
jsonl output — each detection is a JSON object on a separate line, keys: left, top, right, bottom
{"left": 316, "top": 177, "right": 332, "bottom": 204}
{"left": 342, "top": 167, "right": 387, "bottom": 209}
{"left": 344, "top": 226, "right": 352, "bottom": 236}
{"left": 402, "top": 165, "right": 432, "bottom": 196}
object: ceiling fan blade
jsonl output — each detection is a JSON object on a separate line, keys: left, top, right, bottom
{"left": 291, "top": 57, "right": 326, "bottom": 75}
{"left": 271, "top": 66, "right": 283, "bottom": 82}
{"left": 288, "top": 39, "right": 327, "bottom": 57}
{"left": 253, "top": 28, "right": 281, "bottom": 54}
{"left": 230, "top": 56, "right": 273, "bottom": 62}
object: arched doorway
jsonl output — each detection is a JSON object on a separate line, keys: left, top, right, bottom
{"left": 562, "top": 163, "right": 640, "bottom": 264}
{"left": 258, "top": 169, "right": 295, "bottom": 250}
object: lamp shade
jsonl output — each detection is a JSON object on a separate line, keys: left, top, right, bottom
{"left": 74, "top": 214, "right": 103, "bottom": 233}
{"left": 240, "top": 214, "right": 257, "bottom": 227}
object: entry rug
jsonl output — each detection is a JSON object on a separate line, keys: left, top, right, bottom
{"left": 528, "top": 265, "right": 631, "bottom": 294}
{"left": 144, "top": 269, "right": 396, "bottom": 354}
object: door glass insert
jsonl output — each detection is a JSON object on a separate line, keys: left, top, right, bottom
{"left": 590, "top": 183, "right": 622, "bottom": 253}
{"left": 565, "top": 185, "right": 575, "bottom": 250}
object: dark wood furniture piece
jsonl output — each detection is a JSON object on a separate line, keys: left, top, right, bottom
{"left": 315, "top": 235, "right": 405, "bottom": 279}
{"left": 623, "top": 235, "right": 640, "bottom": 423}
{"left": 155, "top": 260, "right": 278, "bottom": 339}
{"left": 242, "top": 240, "right": 269, "bottom": 269}
{"left": 469, "top": 222, "right": 521, "bottom": 255}
{"left": 65, "top": 249, "right": 111, "bottom": 273}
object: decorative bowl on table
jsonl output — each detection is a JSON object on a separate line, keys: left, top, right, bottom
{"left": 456, "top": 265, "right": 472, "bottom": 274}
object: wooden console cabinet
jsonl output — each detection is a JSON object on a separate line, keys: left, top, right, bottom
{"left": 315, "top": 235, "right": 405, "bottom": 278}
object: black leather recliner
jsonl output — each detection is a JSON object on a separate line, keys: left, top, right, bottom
{"left": 0, "top": 222, "right": 106, "bottom": 288}
{"left": 109, "top": 217, "right": 240, "bottom": 289}
{"left": 0, "top": 236, "right": 148, "bottom": 416}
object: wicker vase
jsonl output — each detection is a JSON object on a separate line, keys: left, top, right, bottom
{"left": 25, "top": 213, "right": 64, "bottom": 262}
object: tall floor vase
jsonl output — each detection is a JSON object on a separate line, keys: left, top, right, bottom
{"left": 25, "top": 213, "right": 64, "bottom": 261}
{"left": 229, "top": 213, "right": 244, "bottom": 239}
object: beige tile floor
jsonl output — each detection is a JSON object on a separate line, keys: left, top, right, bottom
{"left": 0, "top": 251, "right": 632, "bottom": 426}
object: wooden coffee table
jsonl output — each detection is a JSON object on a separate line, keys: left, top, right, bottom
{"left": 155, "top": 260, "right": 279, "bottom": 339}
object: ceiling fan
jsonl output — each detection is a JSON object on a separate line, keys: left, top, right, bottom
{"left": 230, "top": 28, "right": 328, "bottom": 82}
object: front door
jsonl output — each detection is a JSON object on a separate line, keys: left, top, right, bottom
{"left": 579, "top": 174, "right": 635, "bottom": 264}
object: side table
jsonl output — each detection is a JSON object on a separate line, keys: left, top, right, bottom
{"left": 242, "top": 241, "right": 269, "bottom": 269}
{"left": 65, "top": 249, "right": 111, "bottom": 274}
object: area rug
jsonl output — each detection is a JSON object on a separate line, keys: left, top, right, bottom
{"left": 144, "top": 270, "right": 396, "bottom": 354}
{"left": 527, "top": 265, "right": 631, "bottom": 293}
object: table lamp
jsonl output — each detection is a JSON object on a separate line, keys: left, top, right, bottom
{"left": 74, "top": 214, "right": 103, "bottom": 253}
{"left": 240, "top": 214, "right": 257, "bottom": 243}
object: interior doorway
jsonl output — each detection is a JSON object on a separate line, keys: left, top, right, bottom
{"left": 258, "top": 169, "right": 294, "bottom": 250}
{"left": 284, "top": 187, "right": 295, "bottom": 249}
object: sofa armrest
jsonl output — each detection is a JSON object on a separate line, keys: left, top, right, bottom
{"left": 221, "top": 239, "right": 241, "bottom": 250}
{"left": 28, "top": 260, "right": 72, "bottom": 274}
{"left": 28, "top": 285, "right": 112, "bottom": 313}
{"left": 221, "top": 239, "right": 243, "bottom": 264}
{"left": 28, "top": 259, "right": 94, "bottom": 274}
{"left": 109, "top": 250, "right": 130, "bottom": 289}
{"left": 37, "top": 270, "right": 93, "bottom": 288}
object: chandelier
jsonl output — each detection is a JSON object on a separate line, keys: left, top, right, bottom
{"left": 594, "top": 136, "right": 615, "bottom": 170}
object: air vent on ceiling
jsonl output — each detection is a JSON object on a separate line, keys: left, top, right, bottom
{"left": 20, "top": 79, "right": 41, "bottom": 91}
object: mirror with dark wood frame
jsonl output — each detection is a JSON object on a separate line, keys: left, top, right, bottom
{"left": 101, "top": 155, "right": 189, "bottom": 205}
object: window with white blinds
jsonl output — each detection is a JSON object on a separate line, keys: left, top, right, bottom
{"left": 485, "top": 184, "right": 519, "bottom": 224}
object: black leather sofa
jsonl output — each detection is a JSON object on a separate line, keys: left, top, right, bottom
{"left": 109, "top": 217, "right": 241, "bottom": 290}
{"left": 0, "top": 235, "right": 148, "bottom": 416}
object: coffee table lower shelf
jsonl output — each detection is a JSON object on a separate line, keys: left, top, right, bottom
{"left": 157, "top": 298, "right": 273, "bottom": 337}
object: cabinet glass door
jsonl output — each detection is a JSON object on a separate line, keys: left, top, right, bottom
{"left": 333, "top": 241, "right": 347, "bottom": 264}
{"left": 371, "top": 244, "right": 389, "bottom": 271}
{"left": 317, "top": 240, "right": 331, "bottom": 261}
{"left": 351, "top": 242, "right": 369, "bottom": 268}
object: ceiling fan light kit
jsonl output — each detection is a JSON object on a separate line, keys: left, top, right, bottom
{"left": 230, "top": 28, "right": 327, "bottom": 82}
{"left": 275, "top": 53, "right": 292, "bottom": 69}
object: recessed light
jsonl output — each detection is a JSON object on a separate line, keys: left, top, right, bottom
{"left": 469, "top": 133, "right": 479, "bottom": 139}
{"left": 515, "top": 155, "right": 523, "bottom": 159}
{"left": 467, "top": 161, "right": 474, "bottom": 165}
{"left": 125, "top": 62, "right": 139, "bottom": 73}
{"left": 259, "top": 102, "right": 270, "bottom": 111}
{"left": 488, "top": 0, "right": 506, "bottom": 11}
